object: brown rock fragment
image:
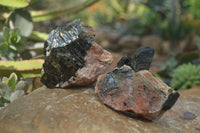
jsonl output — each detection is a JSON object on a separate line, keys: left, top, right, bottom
{"left": 95, "top": 47, "right": 179, "bottom": 120}
{"left": 95, "top": 66, "right": 179, "bottom": 120}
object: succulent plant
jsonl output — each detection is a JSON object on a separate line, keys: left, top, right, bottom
{"left": 170, "top": 63, "right": 200, "bottom": 90}
{"left": 0, "top": 27, "right": 25, "bottom": 61}
{"left": 0, "top": 72, "right": 29, "bottom": 108}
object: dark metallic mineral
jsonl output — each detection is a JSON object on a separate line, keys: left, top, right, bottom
{"left": 117, "top": 46, "right": 154, "bottom": 72}
{"left": 41, "top": 19, "right": 113, "bottom": 88}
{"left": 95, "top": 47, "right": 180, "bottom": 120}
{"left": 41, "top": 19, "right": 95, "bottom": 88}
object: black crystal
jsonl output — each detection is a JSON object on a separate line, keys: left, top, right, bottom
{"left": 117, "top": 46, "right": 154, "bottom": 72}
{"left": 101, "top": 66, "right": 132, "bottom": 96}
{"left": 162, "top": 92, "right": 180, "bottom": 110}
{"left": 41, "top": 19, "right": 94, "bottom": 88}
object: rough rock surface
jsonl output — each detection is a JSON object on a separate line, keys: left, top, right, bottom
{"left": 0, "top": 87, "right": 199, "bottom": 133}
{"left": 41, "top": 19, "right": 113, "bottom": 88}
{"left": 95, "top": 66, "right": 179, "bottom": 120}
{"left": 95, "top": 47, "right": 179, "bottom": 120}
{"left": 61, "top": 42, "right": 113, "bottom": 87}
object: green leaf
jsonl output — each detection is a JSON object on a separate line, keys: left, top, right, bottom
{"left": 13, "top": 42, "right": 25, "bottom": 51}
{"left": 8, "top": 45, "right": 17, "bottom": 51}
{"left": 0, "top": 32, "right": 4, "bottom": 43}
{"left": 10, "top": 90, "right": 25, "bottom": 102}
{"left": 2, "top": 77, "right": 8, "bottom": 84}
{"left": 7, "top": 72, "right": 18, "bottom": 91}
{"left": 0, "top": 60, "right": 43, "bottom": 71}
{"left": 12, "top": 35, "right": 21, "bottom": 44}
{"left": 0, "top": 0, "right": 29, "bottom": 8}
{"left": 0, "top": 96, "right": 4, "bottom": 107}
{"left": 15, "top": 81, "right": 29, "bottom": 92}
{"left": 0, "top": 59, "right": 43, "bottom": 78}
{"left": 3, "top": 27, "right": 10, "bottom": 44}
{"left": 197, "top": 43, "right": 200, "bottom": 50}
{"left": 0, "top": 83, "right": 12, "bottom": 101}
{"left": 8, "top": 42, "right": 24, "bottom": 51}
{"left": 10, "top": 28, "right": 21, "bottom": 44}
{"left": 0, "top": 43, "right": 9, "bottom": 55}
{"left": 0, "top": 5, "right": 12, "bottom": 13}
{"left": 8, "top": 9, "right": 33, "bottom": 37}
{"left": 12, "top": 28, "right": 20, "bottom": 35}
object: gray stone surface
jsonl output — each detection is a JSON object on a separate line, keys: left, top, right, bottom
{"left": 0, "top": 86, "right": 199, "bottom": 133}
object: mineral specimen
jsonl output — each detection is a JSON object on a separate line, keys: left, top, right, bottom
{"left": 41, "top": 19, "right": 113, "bottom": 88}
{"left": 95, "top": 47, "right": 180, "bottom": 120}
{"left": 117, "top": 46, "right": 154, "bottom": 72}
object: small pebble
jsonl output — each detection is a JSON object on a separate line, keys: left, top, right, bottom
{"left": 180, "top": 112, "right": 197, "bottom": 120}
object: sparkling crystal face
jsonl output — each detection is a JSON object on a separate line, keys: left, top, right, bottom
{"left": 45, "top": 19, "right": 82, "bottom": 56}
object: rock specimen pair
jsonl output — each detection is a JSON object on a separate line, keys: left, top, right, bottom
{"left": 41, "top": 19, "right": 180, "bottom": 120}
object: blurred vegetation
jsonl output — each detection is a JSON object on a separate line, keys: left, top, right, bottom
{"left": 170, "top": 63, "right": 200, "bottom": 90}
{"left": 159, "top": 51, "right": 200, "bottom": 87}
{"left": 0, "top": 72, "right": 29, "bottom": 108}
{"left": 1, "top": 0, "right": 199, "bottom": 53}
{"left": 0, "top": 0, "right": 200, "bottom": 90}
{"left": 73, "top": 0, "right": 200, "bottom": 48}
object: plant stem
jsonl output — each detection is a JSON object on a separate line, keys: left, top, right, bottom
{"left": 31, "top": 0, "right": 100, "bottom": 22}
